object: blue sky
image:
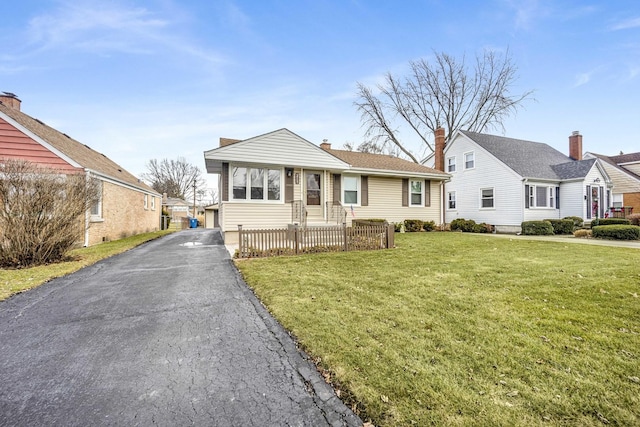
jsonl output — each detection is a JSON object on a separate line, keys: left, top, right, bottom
{"left": 2, "top": 0, "right": 639, "bottom": 196}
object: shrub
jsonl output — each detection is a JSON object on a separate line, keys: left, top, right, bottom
{"left": 450, "top": 218, "right": 477, "bottom": 232}
{"left": 0, "top": 159, "right": 100, "bottom": 268}
{"left": 592, "top": 225, "right": 640, "bottom": 240}
{"left": 393, "top": 222, "right": 404, "bottom": 232}
{"left": 423, "top": 220, "right": 436, "bottom": 232}
{"left": 597, "top": 218, "right": 631, "bottom": 226}
{"left": 627, "top": 213, "right": 640, "bottom": 226}
{"left": 544, "top": 218, "right": 575, "bottom": 235}
{"left": 473, "top": 222, "right": 492, "bottom": 233}
{"left": 563, "top": 216, "right": 584, "bottom": 228}
{"left": 574, "top": 229, "right": 592, "bottom": 238}
{"left": 404, "top": 219, "right": 424, "bottom": 232}
{"left": 521, "top": 221, "right": 554, "bottom": 236}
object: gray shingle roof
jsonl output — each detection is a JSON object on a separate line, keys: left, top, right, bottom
{"left": 460, "top": 130, "right": 593, "bottom": 180}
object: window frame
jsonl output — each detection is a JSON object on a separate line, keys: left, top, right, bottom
{"left": 409, "top": 179, "right": 424, "bottom": 207}
{"left": 447, "top": 156, "right": 456, "bottom": 172}
{"left": 447, "top": 191, "right": 456, "bottom": 210}
{"left": 464, "top": 151, "right": 475, "bottom": 170}
{"left": 231, "top": 165, "right": 283, "bottom": 202}
{"left": 341, "top": 174, "right": 360, "bottom": 206}
{"left": 144, "top": 194, "right": 148, "bottom": 210}
{"left": 151, "top": 196, "right": 156, "bottom": 211}
{"left": 528, "top": 185, "right": 556, "bottom": 209}
{"left": 480, "top": 187, "right": 494, "bottom": 209}
{"left": 90, "top": 181, "right": 103, "bottom": 221}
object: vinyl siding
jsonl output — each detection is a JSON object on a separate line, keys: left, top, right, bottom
{"left": 204, "top": 129, "right": 348, "bottom": 171}
{"left": 221, "top": 203, "right": 292, "bottom": 232}
{"left": 353, "top": 176, "right": 441, "bottom": 223}
{"left": 597, "top": 161, "right": 640, "bottom": 194}
{"left": 444, "top": 134, "right": 523, "bottom": 226}
{"left": 622, "top": 163, "right": 640, "bottom": 175}
{"left": 559, "top": 181, "right": 584, "bottom": 218}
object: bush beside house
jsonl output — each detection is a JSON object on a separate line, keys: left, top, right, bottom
{"left": 592, "top": 225, "right": 640, "bottom": 240}
{"left": 521, "top": 221, "right": 554, "bottom": 236}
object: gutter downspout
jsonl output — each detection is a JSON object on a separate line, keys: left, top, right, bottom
{"left": 440, "top": 180, "right": 445, "bottom": 228}
{"left": 84, "top": 170, "right": 91, "bottom": 247}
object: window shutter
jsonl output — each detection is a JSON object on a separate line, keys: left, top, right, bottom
{"left": 221, "top": 163, "right": 229, "bottom": 202}
{"left": 361, "top": 176, "right": 369, "bottom": 206}
{"left": 555, "top": 186, "right": 560, "bottom": 209}
{"left": 586, "top": 185, "right": 591, "bottom": 219}
{"left": 402, "top": 179, "right": 408, "bottom": 207}
{"left": 333, "top": 174, "right": 341, "bottom": 204}
{"left": 285, "top": 168, "right": 294, "bottom": 202}
{"left": 424, "top": 180, "right": 431, "bottom": 207}
{"left": 524, "top": 184, "right": 529, "bottom": 209}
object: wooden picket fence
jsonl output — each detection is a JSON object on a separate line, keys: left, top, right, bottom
{"left": 237, "top": 223, "right": 395, "bottom": 258}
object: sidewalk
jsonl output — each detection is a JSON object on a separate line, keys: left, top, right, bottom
{"left": 476, "top": 232, "right": 640, "bottom": 249}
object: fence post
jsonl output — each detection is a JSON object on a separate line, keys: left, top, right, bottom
{"left": 387, "top": 223, "right": 395, "bottom": 248}
{"left": 238, "top": 225, "right": 243, "bottom": 257}
{"left": 294, "top": 224, "right": 299, "bottom": 255}
{"left": 342, "top": 222, "right": 348, "bottom": 252}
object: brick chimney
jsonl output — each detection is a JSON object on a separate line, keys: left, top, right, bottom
{"left": 434, "top": 127, "right": 445, "bottom": 171}
{"left": 0, "top": 92, "right": 21, "bottom": 111}
{"left": 220, "top": 137, "right": 241, "bottom": 147}
{"left": 569, "top": 131, "right": 582, "bottom": 161}
{"left": 320, "top": 139, "right": 331, "bottom": 150}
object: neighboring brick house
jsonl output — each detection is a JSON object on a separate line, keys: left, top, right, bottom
{"left": 584, "top": 151, "right": 640, "bottom": 216}
{"left": 0, "top": 92, "right": 161, "bottom": 246}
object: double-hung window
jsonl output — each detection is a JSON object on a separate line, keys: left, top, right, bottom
{"left": 447, "top": 156, "right": 456, "bottom": 172}
{"left": 464, "top": 152, "right": 475, "bottom": 169}
{"left": 410, "top": 180, "right": 423, "bottom": 206}
{"left": 448, "top": 191, "right": 456, "bottom": 209}
{"left": 232, "top": 166, "right": 281, "bottom": 201}
{"left": 343, "top": 175, "right": 359, "bottom": 204}
{"left": 144, "top": 194, "right": 148, "bottom": 209}
{"left": 481, "top": 188, "right": 494, "bottom": 208}
{"left": 90, "top": 181, "right": 103, "bottom": 220}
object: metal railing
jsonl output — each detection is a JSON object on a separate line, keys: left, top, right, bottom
{"left": 326, "top": 201, "right": 347, "bottom": 224}
{"left": 291, "top": 200, "right": 307, "bottom": 227}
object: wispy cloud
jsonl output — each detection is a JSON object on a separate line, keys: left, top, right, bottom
{"left": 610, "top": 17, "right": 640, "bottom": 31}
{"left": 22, "top": 0, "right": 224, "bottom": 64}
{"left": 573, "top": 72, "right": 592, "bottom": 87}
{"left": 502, "top": 0, "right": 546, "bottom": 31}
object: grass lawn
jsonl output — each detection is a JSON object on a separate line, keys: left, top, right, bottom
{"left": 0, "top": 229, "right": 174, "bottom": 301}
{"left": 236, "top": 232, "right": 640, "bottom": 426}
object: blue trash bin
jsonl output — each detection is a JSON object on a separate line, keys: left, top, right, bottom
{"left": 189, "top": 218, "right": 198, "bottom": 228}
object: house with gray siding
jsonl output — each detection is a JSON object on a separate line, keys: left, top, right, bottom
{"left": 203, "top": 128, "right": 449, "bottom": 245}
{"left": 426, "top": 129, "right": 612, "bottom": 233}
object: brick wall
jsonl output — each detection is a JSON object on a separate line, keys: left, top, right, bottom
{"left": 623, "top": 192, "right": 640, "bottom": 214}
{"left": 87, "top": 180, "right": 161, "bottom": 245}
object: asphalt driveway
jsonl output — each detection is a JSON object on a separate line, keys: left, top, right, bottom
{"left": 0, "top": 229, "right": 361, "bottom": 427}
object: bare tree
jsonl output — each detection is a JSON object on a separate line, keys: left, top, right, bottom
{"left": 0, "top": 159, "right": 100, "bottom": 267}
{"left": 142, "top": 157, "right": 206, "bottom": 201}
{"left": 355, "top": 49, "right": 534, "bottom": 162}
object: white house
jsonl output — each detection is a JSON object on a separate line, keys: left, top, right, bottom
{"left": 426, "top": 129, "right": 612, "bottom": 233}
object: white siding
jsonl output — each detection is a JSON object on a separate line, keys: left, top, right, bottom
{"left": 222, "top": 203, "right": 292, "bottom": 232}
{"left": 559, "top": 181, "right": 584, "bottom": 218}
{"left": 205, "top": 129, "right": 348, "bottom": 171}
{"left": 622, "top": 163, "right": 640, "bottom": 175}
{"left": 444, "top": 134, "right": 523, "bottom": 226}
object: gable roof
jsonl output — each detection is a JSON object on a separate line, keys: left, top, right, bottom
{"left": 204, "top": 128, "right": 350, "bottom": 173}
{"left": 586, "top": 152, "right": 640, "bottom": 181}
{"left": 0, "top": 100, "right": 157, "bottom": 194}
{"left": 205, "top": 128, "right": 449, "bottom": 179}
{"left": 459, "top": 130, "right": 592, "bottom": 180}
{"left": 322, "top": 147, "right": 448, "bottom": 177}
{"left": 608, "top": 152, "right": 640, "bottom": 165}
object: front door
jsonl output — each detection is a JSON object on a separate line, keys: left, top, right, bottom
{"left": 305, "top": 171, "right": 323, "bottom": 220}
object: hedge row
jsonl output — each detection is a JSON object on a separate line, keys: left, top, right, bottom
{"left": 592, "top": 218, "right": 631, "bottom": 226}
{"left": 521, "top": 221, "right": 554, "bottom": 235}
{"left": 592, "top": 225, "right": 640, "bottom": 240}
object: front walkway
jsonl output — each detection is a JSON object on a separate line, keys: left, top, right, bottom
{"left": 478, "top": 232, "right": 640, "bottom": 249}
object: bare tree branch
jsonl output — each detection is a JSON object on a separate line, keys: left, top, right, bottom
{"left": 354, "top": 49, "right": 535, "bottom": 162}
{"left": 141, "top": 157, "right": 206, "bottom": 201}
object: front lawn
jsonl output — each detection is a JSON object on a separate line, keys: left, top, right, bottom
{"left": 237, "top": 233, "right": 640, "bottom": 426}
{"left": 0, "top": 229, "right": 173, "bottom": 301}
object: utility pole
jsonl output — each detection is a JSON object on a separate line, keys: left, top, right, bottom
{"left": 193, "top": 178, "right": 197, "bottom": 218}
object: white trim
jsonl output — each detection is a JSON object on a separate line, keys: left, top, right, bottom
{"left": 447, "top": 191, "right": 457, "bottom": 210}
{"left": 447, "top": 156, "right": 457, "bottom": 173}
{"left": 479, "top": 187, "right": 495, "bottom": 210}
{"left": 84, "top": 168, "right": 159, "bottom": 196}
{"left": 229, "top": 164, "right": 284, "bottom": 203}
{"left": 409, "top": 179, "right": 424, "bottom": 207}
{"left": 463, "top": 151, "right": 475, "bottom": 170}
{"left": 341, "top": 174, "right": 360, "bottom": 206}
